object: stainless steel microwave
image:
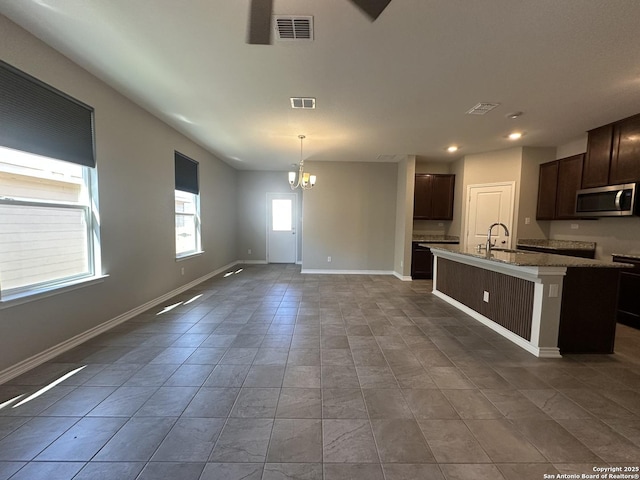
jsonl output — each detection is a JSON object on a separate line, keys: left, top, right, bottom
{"left": 575, "top": 183, "right": 639, "bottom": 217}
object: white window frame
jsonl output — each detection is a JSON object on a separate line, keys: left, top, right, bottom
{"left": 0, "top": 151, "right": 103, "bottom": 304}
{"left": 175, "top": 189, "right": 202, "bottom": 259}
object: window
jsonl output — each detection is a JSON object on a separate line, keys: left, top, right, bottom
{"left": 0, "top": 61, "right": 99, "bottom": 301}
{"left": 175, "top": 189, "right": 200, "bottom": 256}
{"left": 174, "top": 152, "right": 201, "bottom": 258}
{"left": 0, "top": 148, "right": 98, "bottom": 296}
{"left": 272, "top": 198, "right": 293, "bottom": 231}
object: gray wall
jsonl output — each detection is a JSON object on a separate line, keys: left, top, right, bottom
{"left": 448, "top": 158, "right": 465, "bottom": 238}
{"left": 236, "top": 171, "right": 302, "bottom": 263}
{"left": 446, "top": 147, "right": 555, "bottom": 244}
{"left": 0, "top": 16, "right": 238, "bottom": 373}
{"left": 452, "top": 148, "right": 523, "bottom": 245}
{"left": 394, "top": 156, "right": 415, "bottom": 278}
{"left": 302, "top": 161, "right": 398, "bottom": 272}
{"left": 517, "top": 147, "right": 555, "bottom": 240}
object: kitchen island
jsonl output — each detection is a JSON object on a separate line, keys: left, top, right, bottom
{"left": 425, "top": 245, "right": 630, "bottom": 358}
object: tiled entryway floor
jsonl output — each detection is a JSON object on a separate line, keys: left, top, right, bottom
{"left": 1, "top": 264, "right": 640, "bottom": 480}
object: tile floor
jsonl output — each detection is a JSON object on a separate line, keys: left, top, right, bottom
{"left": 1, "top": 264, "right": 640, "bottom": 479}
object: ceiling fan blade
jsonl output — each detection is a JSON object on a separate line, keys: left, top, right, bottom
{"left": 247, "top": 0, "right": 273, "bottom": 45}
{"left": 348, "top": 0, "right": 392, "bottom": 20}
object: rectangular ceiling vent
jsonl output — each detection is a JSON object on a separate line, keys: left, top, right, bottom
{"left": 466, "top": 102, "right": 501, "bottom": 115}
{"left": 290, "top": 97, "right": 316, "bottom": 109}
{"left": 275, "top": 16, "right": 313, "bottom": 41}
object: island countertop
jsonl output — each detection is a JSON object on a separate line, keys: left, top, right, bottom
{"left": 422, "top": 244, "right": 632, "bottom": 268}
{"left": 412, "top": 234, "right": 459, "bottom": 243}
{"left": 517, "top": 238, "right": 596, "bottom": 251}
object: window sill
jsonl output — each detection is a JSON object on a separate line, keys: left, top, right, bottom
{"left": 0, "top": 274, "right": 109, "bottom": 310}
{"left": 176, "top": 251, "right": 205, "bottom": 262}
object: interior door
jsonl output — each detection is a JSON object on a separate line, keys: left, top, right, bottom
{"left": 267, "top": 193, "right": 297, "bottom": 263}
{"left": 465, "top": 182, "right": 514, "bottom": 248}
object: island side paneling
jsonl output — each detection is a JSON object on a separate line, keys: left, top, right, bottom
{"left": 436, "top": 258, "right": 535, "bottom": 340}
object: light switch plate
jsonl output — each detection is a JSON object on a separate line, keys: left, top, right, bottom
{"left": 483, "top": 291, "right": 489, "bottom": 302}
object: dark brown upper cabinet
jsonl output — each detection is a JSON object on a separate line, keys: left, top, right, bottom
{"left": 537, "top": 154, "right": 584, "bottom": 220}
{"left": 413, "top": 174, "right": 455, "bottom": 220}
{"left": 582, "top": 124, "right": 613, "bottom": 188}
{"left": 610, "top": 114, "right": 640, "bottom": 185}
{"left": 582, "top": 113, "right": 640, "bottom": 188}
{"left": 556, "top": 154, "right": 584, "bottom": 218}
{"left": 536, "top": 161, "right": 559, "bottom": 220}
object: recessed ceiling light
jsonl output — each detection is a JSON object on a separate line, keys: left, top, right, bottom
{"left": 508, "top": 132, "right": 523, "bottom": 140}
{"left": 446, "top": 145, "right": 459, "bottom": 153}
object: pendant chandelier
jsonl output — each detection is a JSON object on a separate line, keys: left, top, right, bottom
{"left": 288, "top": 135, "right": 316, "bottom": 190}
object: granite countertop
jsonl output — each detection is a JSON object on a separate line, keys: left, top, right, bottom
{"left": 611, "top": 253, "right": 640, "bottom": 261}
{"left": 517, "top": 239, "right": 596, "bottom": 251}
{"left": 424, "top": 244, "right": 632, "bottom": 268}
{"left": 412, "top": 234, "right": 459, "bottom": 243}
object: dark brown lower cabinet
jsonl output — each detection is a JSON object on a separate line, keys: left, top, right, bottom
{"left": 411, "top": 243, "right": 433, "bottom": 279}
{"left": 612, "top": 255, "right": 640, "bottom": 329}
{"left": 411, "top": 242, "right": 460, "bottom": 279}
{"left": 558, "top": 268, "right": 620, "bottom": 354}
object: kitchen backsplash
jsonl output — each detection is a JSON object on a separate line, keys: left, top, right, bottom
{"left": 549, "top": 216, "right": 640, "bottom": 260}
{"left": 413, "top": 219, "right": 449, "bottom": 236}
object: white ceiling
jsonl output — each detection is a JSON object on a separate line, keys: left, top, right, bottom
{"left": 2, "top": 0, "right": 640, "bottom": 170}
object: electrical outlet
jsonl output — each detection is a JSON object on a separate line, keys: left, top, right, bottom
{"left": 327, "top": 256, "right": 332, "bottom": 262}
{"left": 181, "top": 267, "right": 184, "bottom": 276}
{"left": 248, "top": 249, "right": 252, "bottom": 255}
{"left": 571, "top": 223, "right": 579, "bottom": 230}
{"left": 400, "top": 260, "right": 403, "bottom": 267}
{"left": 483, "top": 291, "right": 489, "bottom": 303}
{"left": 525, "top": 217, "right": 531, "bottom": 225}
{"left": 549, "top": 284, "right": 559, "bottom": 298}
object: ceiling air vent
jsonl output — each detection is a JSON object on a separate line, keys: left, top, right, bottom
{"left": 466, "top": 102, "right": 501, "bottom": 115}
{"left": 290, "top": 97, "right": 316, "bottom": 109}
{"left": 275, "top": 16, "right": 313, "bottom": 41}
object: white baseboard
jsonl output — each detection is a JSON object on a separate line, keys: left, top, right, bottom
{"left": 393, "top": 271, "right": 413, "bottom": 281}
{"left": 0, "top": 260, "right": 241, "bottom": 385}
{"left": 432, "top": 289, "right": 561, "bottom": 359}
{"left": 301, "top": 269, "right": 395, "bottom": 275}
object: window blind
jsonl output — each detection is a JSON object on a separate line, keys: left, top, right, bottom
{"left": 175, "top": 151, "right": 199, "bottom": 194}
{"left": 0, "top": 60, "right": 95, "bottom": 168}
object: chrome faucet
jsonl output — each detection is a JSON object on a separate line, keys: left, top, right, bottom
{"left": 486, "top": 222, "right": 510, "bottom": 252}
